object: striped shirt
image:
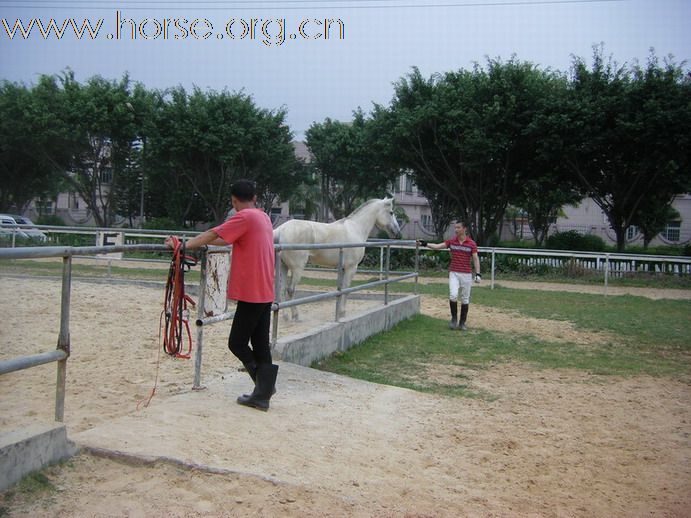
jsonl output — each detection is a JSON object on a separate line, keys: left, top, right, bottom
{"left": 444, "top": 236, "right": 477, "bottom": 273}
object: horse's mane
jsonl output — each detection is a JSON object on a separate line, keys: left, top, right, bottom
{"left": 346, "top": 198, "right": 387, "bottom": 220}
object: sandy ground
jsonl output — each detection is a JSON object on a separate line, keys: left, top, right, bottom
{"left": 0, "top": 274, "right": 690, "bottom": 517}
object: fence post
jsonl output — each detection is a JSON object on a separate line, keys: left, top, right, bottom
{"left": 272, "top": 247, "right": 281, "bottom": 347}
{"left": 335, "top": 247, "right": 345, "bottom": 321}
{"left": 604, "top": 253, "right": 610, "bottom": 297}
{"left": 491, "top": 248, "right": 496, "bottom": 290}
{"left": 414, "top": 242, "right": 420, "bottom": 296}
{"left": 384, "top": 245, "right": 391, "bottom": 305}
{"left": 55, "top": 255, "right": 72, "bottom": 422}
{"left": 193, "top": 249, "right": 208, "bottom": 390}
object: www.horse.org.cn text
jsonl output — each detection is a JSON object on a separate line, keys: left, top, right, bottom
{"left": 1, "top": 11, "right": 346, "bottom": 46}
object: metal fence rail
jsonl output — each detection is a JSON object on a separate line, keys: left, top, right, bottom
{"left": 0, "top": 240, "right": 421, "bottom": 398}
{"left": 474, "top": 247, "right": 691, "bottom": 295}
{"left": 191, "top": 240, "right": 420, "bottom": 389}
{"left": 2, "top": 237, "right": 688, "bottom": 411}
{"left": 0, "top": 243, "right": 168, "bottom": 422}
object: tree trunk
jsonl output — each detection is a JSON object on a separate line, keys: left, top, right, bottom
{"left": 615, "top": 227, "right": 626, "bottom": 252}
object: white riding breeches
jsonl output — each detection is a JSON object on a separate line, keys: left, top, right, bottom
{"left": 449, "top": 271, "right": 473, "bottom": 304}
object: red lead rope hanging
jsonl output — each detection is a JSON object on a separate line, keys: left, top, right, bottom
{"left": 161, "top": 236, "right": 197, "bottom": 359}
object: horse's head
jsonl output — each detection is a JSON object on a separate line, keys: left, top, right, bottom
{"left": 375, "top": 197, "right": 402, "bottom": 238}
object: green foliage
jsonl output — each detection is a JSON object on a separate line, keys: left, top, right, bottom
{"left": 142, "top": 217, "right": 185, "bottom": 231}
{"left": 361, "top": 246, "right": 419, "bottom": 271}
{"left": 35, "top": 214, "right": 65, "bottom": 226}
{"left": 0, "top": 469, "right": 57, "bottom": 514}
{"left": 0, "top": 78, "right": 67, "bottom": 212}
{"left": 146, "top": 86, "right": 303, "bottom": 226}
{"left": 46, "top": 232, "right": 97, "bottom": 247}
{"left": 546, "top": 230, "right": 606, "bottom": 251}
{"left": 380, "top": 59, "right": 570, "bottom": 246}
{"left": 55, "top": 72, "right": 148, "bottom": 227}
{"left": 565, "top": 47, "right": 691, "bottom": 251}
{"left": 624, "top": 244, "right": 687, "bottom": 256}
{"left": 306, "top": 110, "right": 399, "bottom": 220}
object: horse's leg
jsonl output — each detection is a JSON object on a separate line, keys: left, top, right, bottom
{"left": 288, "top": 264, "right": 304, "bottom": 321}
{"left": 279, "top": 260, "right": 291, "bottom": 322}
{"left": 338, "top": 266, "right": 358, "bottom": 319}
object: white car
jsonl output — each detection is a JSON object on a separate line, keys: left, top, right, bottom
{"left": 0, "top": 214, "right": 47, "bottom": 241}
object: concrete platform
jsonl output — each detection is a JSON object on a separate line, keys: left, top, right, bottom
{"left": 0, "top": 286, "right": 422, "bottom": 493}
{"left": 0, "top": 422, "right": 78, "bottom": 491}
{"left": 274, "top": 293, "right": 420, "bottom": 366}
{"left": 70, "top": 362, "right": 448, "bottom": 499}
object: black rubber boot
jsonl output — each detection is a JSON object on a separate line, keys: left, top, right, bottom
{"left": 449, "top": 300, "right": 458, "bottom": 329}
{"left": 237, "top": 363, "right": 278, "bottom": 411}
{"left": 241, "top": 361, "right": 276, "bottom": 397}
{"left": 459, "top": 304, "right": 469, "bottom": 331}
{"left": 242, "top": 362, "right": 257, "bottom": 382}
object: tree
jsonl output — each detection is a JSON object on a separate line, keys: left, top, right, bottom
{"left": 53, "top": 72, "right": 146, "bottom": 227}
{"left": 0, "top": 79, "right": 68, "bottom": 212}
{"left": 631, "top": 197, "right": 681, "bottom": 249}
{"left": 515, "top": 72, "right": 584, "bottom": 246}
{"left": 287, "top": 168, "right": 321, "bottom": 220}
{"left": 565, "top": 47, "right": 691, "bottom": 251}
{"left": 306, "top": 110, "right": 399, "bottom": 221}
{"left": 381, "top": 60, "right": 561, "bottom": 245}
{"left": 110, "top": 145, "right": 143, "bottom": 228}
{"left": 146, "top": 86, "right": 302, "bottom": 226}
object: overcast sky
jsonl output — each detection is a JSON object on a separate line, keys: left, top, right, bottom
{"left": 1, "top": 0, "right": 689, "bottom": 139}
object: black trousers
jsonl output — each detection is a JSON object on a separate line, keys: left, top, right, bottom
{"left": 228, "top": 301, "right": 272, "bottom": 366}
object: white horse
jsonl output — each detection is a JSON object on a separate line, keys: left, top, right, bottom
{"left": 274, "top": 197, "right": 401, "bottom": 320}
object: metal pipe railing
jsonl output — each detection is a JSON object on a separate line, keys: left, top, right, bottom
{"left": 0, "top": 243, "right": 173, "bottom": 423}
{"left": 0, "top": 350, "right": 68, "bottom": 376}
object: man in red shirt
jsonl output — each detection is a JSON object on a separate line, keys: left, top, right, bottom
{"left": 165, "top": 179, "right": 278, "bottom": 411}
{"left": 418, "top": 221, "right": 481, "bottom": 330}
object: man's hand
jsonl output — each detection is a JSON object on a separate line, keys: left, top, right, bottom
{"left": 417, "top": 240, "right": 428, "bottom": 248}
{"left": 474, "top": 273, "right": 482, "bottom": 283}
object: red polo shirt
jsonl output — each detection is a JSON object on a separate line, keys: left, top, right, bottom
{"left": 213, "top": 208, "right": 275, "bottom": 303}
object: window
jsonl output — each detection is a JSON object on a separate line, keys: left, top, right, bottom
{"left": 405, "top": 175, "right": 413, "bottom": 194}
{"left": 663, "top": 221, "right": 681, "bottom": 242}
{"left": 270, "top": 207, "right": 282, "bottom": 224}
{"left": 393, "top": 177, "right": 401, "bottom": 193}
{"left": 626, "top": 225, "right": 638, "bottom": 241}
{"left": 421, "top": 214, "right": 434, "bottom": 231}
{"left": 36, "top": 199, "right": 55, "bottom": 214}
{"left": 100, "top": 167, "right": 113, "bottom": 184}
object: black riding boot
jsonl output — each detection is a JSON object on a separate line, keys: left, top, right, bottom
{"left": 237, "top": 363, "right": 278, "bottom": 411}
{"left": 459, "top": 304, "right": 469, "bottom": 330}
{"left": 449, "top": 300, "right": 458, "bottom": 329}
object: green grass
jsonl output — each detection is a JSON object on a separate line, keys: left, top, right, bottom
{"left": 314, "top": 285, "right": 691, "bottom": 398}
{"left": 492, "top": 270, "right": 691, "bottom": 289}
{"left": 470, "top": 287, "right": 691, "bottom": 354}
{"left": 0, "top": 470, "right": 57, "bottom": 516}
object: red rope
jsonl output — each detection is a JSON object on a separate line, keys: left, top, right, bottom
{"left": 161, "top": 236, "right": 196, "bottom": 359}
{"left": 138, "top": 237, "right": 197, "bottom": 410}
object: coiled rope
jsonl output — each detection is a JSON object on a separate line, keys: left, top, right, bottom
{"left": 161, "top": 236, "right": 197, "bottom": 359}
{"left": 138, "top": 236, "right": 197, "bottom": 409}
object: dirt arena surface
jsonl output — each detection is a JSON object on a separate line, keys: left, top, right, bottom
{"left": 0, "top": 275, "right": 690, "bottom": 517}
